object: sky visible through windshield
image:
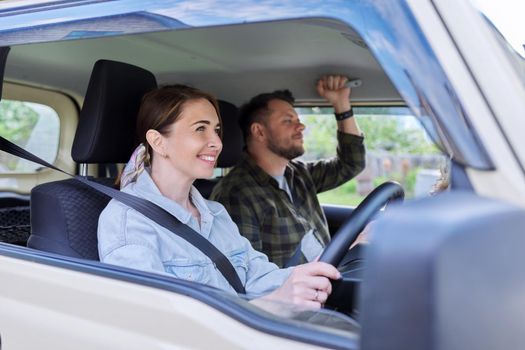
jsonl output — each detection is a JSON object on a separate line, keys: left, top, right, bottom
{"left": 472, "top": 0, "right": 525, "bottom": 57}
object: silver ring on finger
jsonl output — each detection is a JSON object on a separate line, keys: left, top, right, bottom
{"left": 314, "top": 289, "right": 319, "bottom": 302}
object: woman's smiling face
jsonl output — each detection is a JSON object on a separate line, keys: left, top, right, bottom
{"left": 159, "top": 98, "right": 222, "bottom": 182}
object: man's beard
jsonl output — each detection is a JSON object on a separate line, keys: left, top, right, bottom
{"left": 267, "top": 134, "right": 304, "bottom": 160}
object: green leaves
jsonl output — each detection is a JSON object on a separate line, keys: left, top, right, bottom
{"left": 356, "top": 114, "right": 439, "bottom": 155}
{"left": 298, "top": 106, "right": 440, "bottom": 159}
{"left": 0, "top": 100, "right": 39, "bottom": 170}
{"left": 0, "top": 100, "right": 39, "bottom": 146}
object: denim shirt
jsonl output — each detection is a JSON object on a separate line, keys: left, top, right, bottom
{"left": 97, "top": 170, "right": 291, "bottom": 298}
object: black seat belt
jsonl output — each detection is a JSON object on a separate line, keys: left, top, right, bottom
{"left": 0, "top": 136, "right": 246, "bottom": 294}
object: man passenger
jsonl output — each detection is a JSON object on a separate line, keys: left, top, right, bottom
{"left": 211, "top": 75, "right": 365, "bottom": 267}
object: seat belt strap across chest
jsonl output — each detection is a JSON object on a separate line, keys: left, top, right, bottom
{"left": 0, "top": 136, "right": 246, "bottom": 294}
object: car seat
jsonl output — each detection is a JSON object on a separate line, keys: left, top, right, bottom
{"left": 28, "top": 59, "right": 157, "bottom": 259}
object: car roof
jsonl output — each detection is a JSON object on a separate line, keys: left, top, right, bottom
{"left": 5, "top": 17, "right": 400, "bottom": 106}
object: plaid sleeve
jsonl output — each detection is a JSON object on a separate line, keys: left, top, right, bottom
{"left": 213, "top": 188, "right": 263, "bottom": 252}
{"left": 306, "top": 131, "right": 366, "bottom": 193}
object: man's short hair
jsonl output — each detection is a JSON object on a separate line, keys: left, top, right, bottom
{"left": 238, "top": 89, "right": 295, "bottom": 143}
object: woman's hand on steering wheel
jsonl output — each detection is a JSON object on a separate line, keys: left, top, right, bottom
{"left": 262, "top": 261, "right": 341, "bottom": 309}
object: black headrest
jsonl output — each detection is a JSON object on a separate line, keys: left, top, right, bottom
{"left": 0, "top": 47, "right": 10, "bottom": 100}
{"left": 217, "top": 100, "right": 244, "bottom": 168}
{"left": 72, "top": 59, "right": 157, "bottom": 163}
{"left": 72, "top": 60, "right": 241, "bottom": 166}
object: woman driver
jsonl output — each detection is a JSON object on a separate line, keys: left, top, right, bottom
{"left": 97, "top": 85, "right": 340, "bottom": 308}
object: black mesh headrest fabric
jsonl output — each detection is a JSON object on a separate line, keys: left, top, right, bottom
{"left": 72, "top": 59, "right": 157, "bottom": 163}
{"left": 0, "top": 46, "right": 10, "bottom": 100}
{"left": 217, "top": 100, "right": 244, "bottom": 168}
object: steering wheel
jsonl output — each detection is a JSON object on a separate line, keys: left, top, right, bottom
{"left": 319, "top": 181, "right": 405, "bottom": 267}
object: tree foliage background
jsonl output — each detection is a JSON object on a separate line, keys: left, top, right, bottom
{"left": 0, "top": 101, "right": 39, "bottom": 170}
{"left": 300, "top": 107, "right": 440, "bottom": 159}
{"left": 298, "top": 107, "right": 444, "bottom": 204}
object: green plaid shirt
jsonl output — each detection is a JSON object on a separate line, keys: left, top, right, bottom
{"left": 211, "top": 131, "right": 365, "bottom": 267}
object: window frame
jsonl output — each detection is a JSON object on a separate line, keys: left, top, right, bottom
{"left": 0, "top": 82, "right": 78, "bottom": 194}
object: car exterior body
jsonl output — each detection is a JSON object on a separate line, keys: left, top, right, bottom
{"left": 0, "top": 0, "right": 524, "bottom": 349}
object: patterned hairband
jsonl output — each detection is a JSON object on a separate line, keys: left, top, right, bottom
{"left": 120, "top": 143, "right": 146, "bottom": 189}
